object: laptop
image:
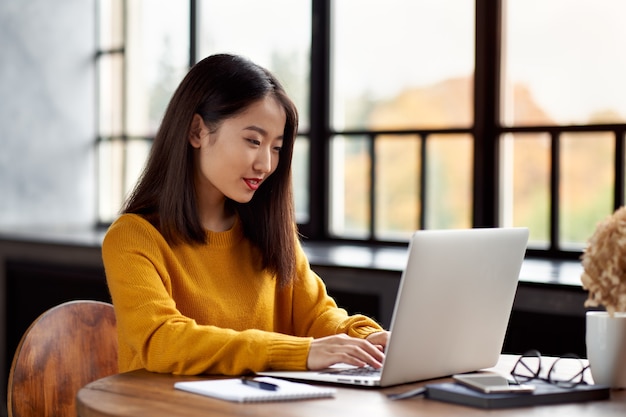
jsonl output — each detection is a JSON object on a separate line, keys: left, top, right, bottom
{"left": 259, "top": 227, "right": 529, "bottom": 387}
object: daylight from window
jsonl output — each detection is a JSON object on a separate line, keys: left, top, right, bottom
{"left": 98, "top": 0, "right": 626, "bottom": 251}
{"left": 330, "top": 0, "right": 475, "bottom": 239}
{"left": 502, "top": 0, "right": 626, "bottom": 248}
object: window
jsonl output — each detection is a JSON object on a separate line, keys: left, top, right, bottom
{"left": 328, "top": 0, "right": 475, "bottom": 240}
{"left": 96, "top": 0, "right": 189, "bottom": 224}
{"left": 96, "top": 0, "right": 124, "bottom": 223}
{"left": 96, "top": 0, "right": 626, "bottom": 259}
{"left": 196, "top": 0, "right": 312, "bottom": 223}
{"left": 96, "top": 0, "right": 311, "bottom": 224}
{"left": 501, "top": 0, "right": 626, "bottom": 254}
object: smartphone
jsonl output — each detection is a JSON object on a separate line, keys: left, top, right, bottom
{"left": 453, "top": 373, "right": 535, "bottom": 394}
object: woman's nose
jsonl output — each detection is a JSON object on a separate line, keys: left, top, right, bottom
{"left": 253, "top": 147, "right": 273, "bottom": 174}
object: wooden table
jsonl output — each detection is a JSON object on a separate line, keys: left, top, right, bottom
{"left": 77, "top": 355, "right": 626, "bottom": 417}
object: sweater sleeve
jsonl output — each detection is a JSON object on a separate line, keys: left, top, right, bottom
{"left": 102, "top": 215, "right": 312, "bottom": 376}
{"left": 289, "top": 242, "right": 385, "bottom": 339}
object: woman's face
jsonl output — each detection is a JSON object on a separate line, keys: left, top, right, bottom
{"left": 189, "top": 96, "right": 286, "bottom": 207}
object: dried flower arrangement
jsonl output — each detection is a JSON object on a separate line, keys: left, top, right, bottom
{"left": 581, "top": 206, "right": 626, "bottom": 316}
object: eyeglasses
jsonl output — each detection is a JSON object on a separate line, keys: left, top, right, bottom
{"left": 511, "top": 349, "right": 590, "bottom": 388}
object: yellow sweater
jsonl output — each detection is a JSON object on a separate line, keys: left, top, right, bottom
{"left": 102, "top": 213, "right": 383, "bottom": 375}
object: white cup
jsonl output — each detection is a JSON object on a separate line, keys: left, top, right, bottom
{"left": 586, "top": 311, "right": 626, "bottom": 388}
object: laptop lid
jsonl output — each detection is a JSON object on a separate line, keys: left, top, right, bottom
{"left": 259, "top": 227, "right": 529, "bottom": 387}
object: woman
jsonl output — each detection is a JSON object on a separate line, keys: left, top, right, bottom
{"left": 102, "top": 53, "right": 389, "bottom": 376}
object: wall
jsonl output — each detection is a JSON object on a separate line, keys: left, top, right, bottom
{"left": 0, "top": 1, "right": 96, "bottom": 415}
{"left": 0, "top": 0, "right": 96, "bottom": 228}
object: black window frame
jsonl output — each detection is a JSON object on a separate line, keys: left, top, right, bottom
{"left": 303, "top": 0, "right": 626, "bottom": 261}
{"left": 96, "top": 0, "right": 626, "bottom": 261}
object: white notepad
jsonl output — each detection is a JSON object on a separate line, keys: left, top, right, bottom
{"left": 174, "top": 377, "right": 336, "bottom": 403}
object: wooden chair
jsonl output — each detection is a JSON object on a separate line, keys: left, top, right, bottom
{"left": 7, "top": 300, "right": 118, "bottom": 417}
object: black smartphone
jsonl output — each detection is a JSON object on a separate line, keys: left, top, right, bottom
{"left": 453, "top": 373, "right": 536, "bottom": 394}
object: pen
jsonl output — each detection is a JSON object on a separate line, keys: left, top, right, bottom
{"left": 240, "top": 377, "right": 279, "bottom": 391}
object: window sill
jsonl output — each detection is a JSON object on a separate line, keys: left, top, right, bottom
{"left": 0, "top": 226, "right": 584, "bottom": 288}
{"left": 301, "top": 240, "right": 584, "bottom": 288}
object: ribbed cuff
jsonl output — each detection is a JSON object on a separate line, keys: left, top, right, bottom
{"left": 268, "top": 336, "right": 313, "bottom": 371}
{"left": 348, "top": 325, "right": 384, "bottom": 339}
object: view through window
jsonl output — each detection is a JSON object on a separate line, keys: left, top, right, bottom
{"left": 96, "top": 0, "right": 626, "bottom": 255}
{"left": 196, "top": 0, "right": 312, "bottom": 223}
{"left": 97, "top": 0, "right": 189, "bottom": 223}
{"left": 329, "top": 0, "right": 475, "bottom": 240}
{"left": 501, "top": 0, "right": 626, "bottom": 250}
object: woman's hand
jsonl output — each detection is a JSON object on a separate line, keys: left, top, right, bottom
{"left": 366, "top": 330, "right": 390, "bottom": 350}
{"left": 306, "top": 332, "right": 390, "bottom": 370}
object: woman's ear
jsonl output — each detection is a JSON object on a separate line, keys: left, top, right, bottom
{"left": 189, "top": 114, "right": 207, "bottom": 148}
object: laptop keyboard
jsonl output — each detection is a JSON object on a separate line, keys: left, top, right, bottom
{"left": 320, "top": 366, "right": 381, "bottom": 377}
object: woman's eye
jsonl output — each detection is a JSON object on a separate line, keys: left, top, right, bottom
{"left": 273, "top": 146, "right": 282, "bottom": 153}
{"left": 246, "top": 138, "right": 261, "bottom": 146}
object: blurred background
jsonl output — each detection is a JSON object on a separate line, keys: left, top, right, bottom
{"left": 3, "top": 2, "right": 625, "bottom": 414}
{"left": 2, "top": 0, "right": 626, "bottom": 256}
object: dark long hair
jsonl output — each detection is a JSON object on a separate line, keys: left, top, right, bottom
{"left": 122, "top": 54, "right": 299, "bottom": 287}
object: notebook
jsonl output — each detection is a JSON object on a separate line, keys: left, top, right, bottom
{"left": 174, "top": 376, "right": 336, "bottom": 403}
{"left": 425, "top": 380, "right": 610, "bottom": 409}
{"left": 259, "top": 227, "right": 529, "bottom": 387}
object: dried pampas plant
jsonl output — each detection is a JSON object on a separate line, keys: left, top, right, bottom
{"left": 581, "top": 206, "right": 626, "bottom": 316}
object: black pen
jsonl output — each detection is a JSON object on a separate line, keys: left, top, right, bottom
{"left": 240, "top": 377, "right": 279, "bottom": 391}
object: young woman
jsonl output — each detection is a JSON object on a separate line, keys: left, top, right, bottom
{"left": 102, "top": 54, "right": 389, "bottom": 376}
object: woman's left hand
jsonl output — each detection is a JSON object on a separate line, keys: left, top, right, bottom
{"left": 366, "top": 331, "right": 390, "bottom": 351}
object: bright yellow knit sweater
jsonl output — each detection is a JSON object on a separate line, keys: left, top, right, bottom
{"left": 102, "top": 214, "right": 383, "bottom": 375}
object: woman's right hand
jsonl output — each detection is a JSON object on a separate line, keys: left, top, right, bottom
{"left": 306, "top": 334, "right": 386, "bottom": 370}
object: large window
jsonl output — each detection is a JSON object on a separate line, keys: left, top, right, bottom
{"left": 96, "top": 0, "right": 626, "bottom": 259}
{"left": 196, "top": 0, "right": 312, "bottom": 223}
{"left": 329, "top": 0, "right": 475, "bottom": 240}
{"left": 97, "top": 0, "right": 311, "bottom": 224}
{"left": 97, "top": 0, "right": 189, "bottom": 223}
{"left": 501, "top": 0, "right": 626, "bottom": 255}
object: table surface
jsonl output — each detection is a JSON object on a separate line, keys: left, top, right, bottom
{"left": 77, "top": 355, "right": 626, "bottom": 417}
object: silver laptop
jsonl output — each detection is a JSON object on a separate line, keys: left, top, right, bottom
{"left": 259, "top": 227, "right": 529, "bottom": 387}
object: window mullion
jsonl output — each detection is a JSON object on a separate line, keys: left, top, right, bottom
{"left": 369, "top": 133, "right": 376, "bottom": 240}
{"left": 550, "top": 131, "right": 560, "bottom": 252}
{"left": 419, "top": 134, "right": 427, "bottom": 229}
{"left": 615, "top": 129, "right": 625, "bottom": 210}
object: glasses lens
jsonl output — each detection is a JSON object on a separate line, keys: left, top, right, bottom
{"left": 512, "top": 350, "right": 541, "bottom": 382}
{"left": 548, "top": 355, "right": 587, "bottom": 388}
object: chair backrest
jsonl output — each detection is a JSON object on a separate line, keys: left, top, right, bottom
{"left": 7, "top": 300, "right": 118, "bottom": 417}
